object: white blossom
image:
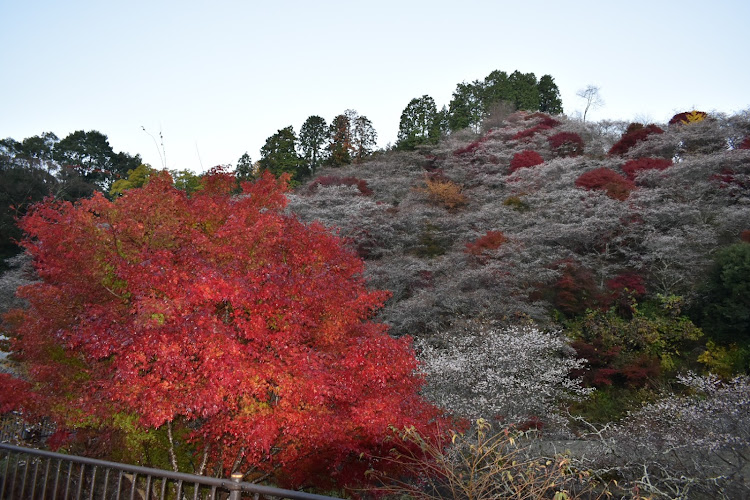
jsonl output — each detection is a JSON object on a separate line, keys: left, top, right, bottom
{"left": 416, "top": 322, "right": 592, "bottom": 427}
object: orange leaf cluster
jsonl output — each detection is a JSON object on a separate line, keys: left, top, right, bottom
{"left": 465, "top": 231, "right": 507, "bottom": 257}
{"left": 420, "top": 176, "right": 468, "bottom": 210}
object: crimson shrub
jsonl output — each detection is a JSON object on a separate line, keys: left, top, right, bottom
{"left": 509, "top": 150, "right": 544, "bottom": 173}
{"left": 621, "top": 157, "right": 673, "bottom": 181}
{"left": 576, "top": 168, "right": 635, "bottom": 200}
{"left": 609, "top": 124, "right": 664, "bottom": 156}
{"left": 548, "top": 132, "right": 584, "bottom": 157}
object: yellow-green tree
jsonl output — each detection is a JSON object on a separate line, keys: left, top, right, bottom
{"left": 109, "top": 164, "right": 156, "bottom": 197}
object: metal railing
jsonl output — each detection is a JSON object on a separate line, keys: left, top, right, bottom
{"left": 0, "top": 443, "right": 342, "bottom": 500}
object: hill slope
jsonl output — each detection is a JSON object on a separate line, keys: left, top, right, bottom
{"left": 289, "top": 110, "right": 750, "bottom": 340}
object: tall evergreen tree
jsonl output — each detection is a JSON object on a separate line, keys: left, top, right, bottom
{"left": 53, "top": 130, "right": 140, "bottom": 192}
{"left": 448, "top": 81, "right": 485, "bottom": 132}
{"left": 698, "top": 243, "right": 750, "bottom": 343}
{"left": 298, "top": 115, "right": 328, "bottom": 176}
{"left": 352, "top": 115, "right": 378, "bottom": 162}
{"left": 435, "top": 105, "right": 451, "bottom": 136}
{"left": 235, "top": 152, "right": 254, "bottom": 181}
{"left": 396, "top": 95, "right": 440, "bottom": 150}
{"left": 328, "top": 114, "right": 353, "bottom": 166}
{"left": 17, "top": 132, "right": 59, "bottom": 168}
{"left": 538, "top": 74, "right": 563, "bottom": 114}
{"left": 0, "top": 161, "right": 56, "bottom": 261}
{"left": 482, "top": 70, "right": 512, "bottom": 112}
{"left": 508, "top": 70, "right": 540, "bottom": 111}
{"left": 259, "top": 126, "right": 303, "bottom": 180}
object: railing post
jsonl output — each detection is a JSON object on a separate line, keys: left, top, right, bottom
{"left": 0, "top": 444, "right": 342, "bottom": 500}
{"left": 228, "top": 472, "right": 244, "bottom": 500}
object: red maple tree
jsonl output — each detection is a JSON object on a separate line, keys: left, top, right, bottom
{"left": 5, "top": 169, "right": 442, "bottom": 487}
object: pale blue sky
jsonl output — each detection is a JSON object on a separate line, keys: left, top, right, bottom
{"left": 2, "top": 0, "right": 748, "bottom": 174}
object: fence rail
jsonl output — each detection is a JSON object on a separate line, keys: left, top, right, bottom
{"left": 0, "top": 443, "right": 341, "bottom": 500}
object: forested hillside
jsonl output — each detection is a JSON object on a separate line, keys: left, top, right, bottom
{"left": 289, "top": 109, "right": 749, "bottom": 342}
{"left": 285, "top": 108, "right": 750, "bottom": 495}
{"left": 2, "top": 68, "right": 750, "bottom": 496}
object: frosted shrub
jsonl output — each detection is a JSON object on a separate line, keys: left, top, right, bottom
{"left": 1, "top": 253, "right": 38, "bottom": 374}
{"left": 416, "top": 323, "right": 591, "bottom": 427}
{"left": 287, "top": 186, "right": 398, "bottom": 258}
{"left": 621, "top": 373, "right": 750, "bottom": 452}
{"left": 581, "top": 373, "right": 750, "bottom": 498}
{"left": 0, "top": 253, "right": 38, "bottom": 316}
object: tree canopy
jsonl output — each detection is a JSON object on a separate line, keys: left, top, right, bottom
{"left": 396, "top": 95, "right": 441, "bottom": 150}
{"left": 444, "top": 69, "right": 563, "bottom": 133}
{"left": 327, "top": 114, "right": 354, "bottom": 166}
{"left": 352, "top": 115, "right": 378, "bottom": 162}
{"left": 5, "top": 169, "right": 442, "bottom": 487}
{"left": 258, "top": 126, "right": 304, "bottom": 181}
{"left": 298, "top": 115, "right": 328, "bottom": 175}
{"left": 53, "top": 130, "right": 141, "bottom": 191}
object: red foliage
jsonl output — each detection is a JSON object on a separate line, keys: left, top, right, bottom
{"left": 509, "top": 150, "right": 544, "bottom": 173}
{"left": 465, "top": 231, "right": 507, "bottom": 257}
{"left": 575, "top": 168, "right": 635, "bottom": 200}
{"left": 309, "top": 175, "right": 373, "bottom": 195}
{"left": 591, "top": 368, "right": 621, "bottom": 387}
{"left": 0, "top": 373, "right": 33, "bottom": 414}
{"left": 516, "top": 416, "right": 544, "bottom": 433}
{"left": 547, "top": 132, "right": 584, "bottom": 157}
{"left": 525, "top": 113, "right": 561, "bottom": 128}
{"left": 570, "top": 339, "right": 622, "bottom": 387}
{"left": 512, "top": 114, "right": 561, "bottom": 141}
{"left": 605, "top": 273, "right": 646, "bottom": 314}
{"left": 713, "top": 168, "right": 750, "bottom": 195}
{"left": 512, "top": 124, "right": 554, "bottom": 141}
{"left": 741, "top": 230, "right": 750, "bottom": 243}
{"left": 8, "top": 169, "right": 443, "bottom": 487}
{"left": 453, "top": 134, "right": 491, "bottom": 156}
{"left": 621, "top": 157, "right": 673, "bottom": 181}
{"left": 608, "top": 124, "right": 664, "bottom": 156}
{"left": 739, "top": 136, "right": 750, "bottom": 149}
{"left": 606, "top": 273, "right": 646, "bottom": 297}
{"left": 572, "top": 340, "right": 660, "bottom": 389}
{"left": 621, "top": 355, "right": 661, "bottom": 388}
{"left": 47, "top": 429, "right": 73, "bottom": 451}
{"left": 549, "top": 261, "right": 602, "bottom": 317}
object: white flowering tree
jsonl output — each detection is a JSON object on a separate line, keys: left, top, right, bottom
{"left": 416, "top": 322, "right": 591, "bottom": 428}
{"left": 0, "top": 253, "right": 37, "bottom": 316}
{"left": 576, "top": 373, "right": 750, "bottom": 499}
